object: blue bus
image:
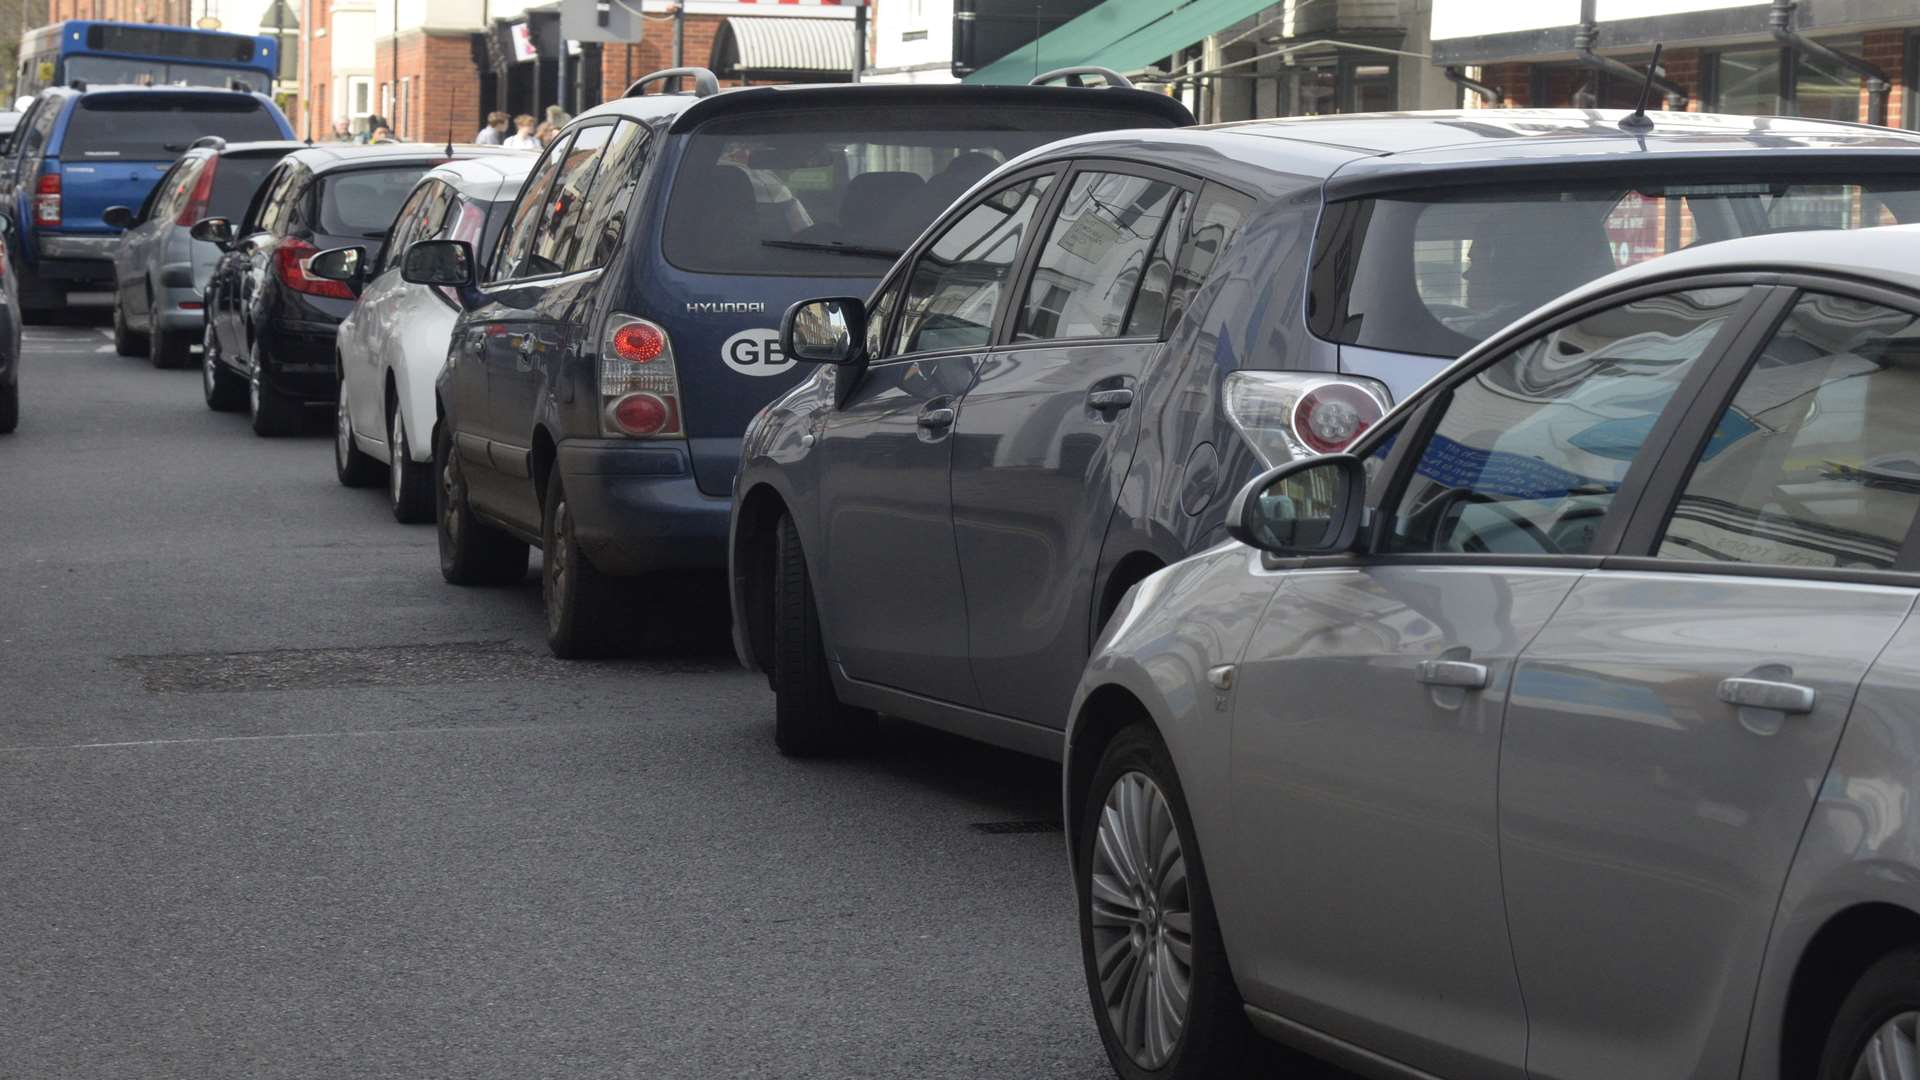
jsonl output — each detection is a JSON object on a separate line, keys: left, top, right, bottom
{"left": 15, "top": 21, "right": 278, "bottom": 102}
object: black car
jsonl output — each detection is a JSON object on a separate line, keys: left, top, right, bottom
{"left": 402, "top": 66, "right": 1191, "bottom": 658}
{"left": 194, "top": 143, "right": 525, "bottom": 436}
{"left": 0, "top": 216, "right": 21, "bottom": 434}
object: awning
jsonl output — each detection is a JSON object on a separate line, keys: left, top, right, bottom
{"left": 964, "top": 0, "right": 1277, "bottom": 85}
{"left": 710, "top": 16, "right": 855, "bottom": 83}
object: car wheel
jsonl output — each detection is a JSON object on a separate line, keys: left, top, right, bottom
{"left": 149, "top": 324, "right": 190, "bottom": 370}
{"left": 333, "top": 373, "right": 381, "bottom": 487}
{"left": 387, "top": 402, "right": 433, "bottom": 524}
{"left": 112, "top": 299, "right": 146, "bottom": 357}
{"left": 770, "top": 511, "right": 874, "bottom": 756}
{"left": 434, "top": 419, "right": 527, "bottom": 586}
{"left": 541, "top": 464, "right": 629, "bottom": 659}
{"left": 0, "top": 376, "right": 16, "bottom": 435}
{"left": 1818, "top": 946, "right": 1920, "bottom": 1080}
{"left": 201, "top": 322, "right": 245, "bottom": 412}
{"left": 248, "top": 344, "right": 300, "bottom": 437}
{"left": 1079, "top": 724, "right": 1254, "bottom": 1080}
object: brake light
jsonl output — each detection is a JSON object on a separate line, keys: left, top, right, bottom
{"left": 1223, "top": 371, "right": 1391, "bottom": 466}
{"left": 33, "top": 170, "right": 59, "bottom": 227}
{"left": 175, "top": 157, "right": 217, "bottom": 226}
{"left": 1294, "top": 382, "right": 1386, "bottom": 454}
{"left": 274, "top": 237, "right": 355, "bottom": 300}
{"left": 601, "top": 314, "right": 683, "bottom": 438}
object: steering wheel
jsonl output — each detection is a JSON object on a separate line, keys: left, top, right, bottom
{"left": 1429, "top": 489, "right": 1560, "bottom": 555}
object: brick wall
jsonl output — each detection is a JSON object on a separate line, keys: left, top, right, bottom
{"left": 303, "top": 0, "right": 332, "bottom": 140}
{"left": 381, "top": 29, "right": 481, "bottom": 144}
{"left": 48, "top": 0, "right": 186, "bottom": 23}
{"left": 600, "top": 14, "right": 726, "bottom": 100}
{"left": 1864, "top": 28, "right": 1906, "bottom": 129}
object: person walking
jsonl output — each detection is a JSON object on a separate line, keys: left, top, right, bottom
{"left": 534, "top": 121, "right": 559, "bottom": 147}
{"left": 502, "top": 115, "right": 540, "bottom": 150}
{"left": 331, "top": 119, "right": 353, "bottom": 143}
{"left": 474, "top": 111, "right": 510, "bottom": 145}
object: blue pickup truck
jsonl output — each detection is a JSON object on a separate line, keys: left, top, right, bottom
{"left": 2, "top": 84, "right": 292, "bottom": 319}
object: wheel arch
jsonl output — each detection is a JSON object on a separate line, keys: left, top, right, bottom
{"left": 731, "top": 480, "right": 791, "bottom": 678}
{"left": 530, "top": 424, "right": 559, "bottom": 511}
{"left": 1780, "top": 902, "right": 1920, "bottom": 1078}
{"left": 1065, "top": 683, "right": 1160, "bottom": 872}
{"left": 1093, "top": 551, "right": 1166, "bottom": 645}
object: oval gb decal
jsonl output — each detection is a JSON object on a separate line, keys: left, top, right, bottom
{"left": 722, "top": 328, "right": 792, "bottom": 377}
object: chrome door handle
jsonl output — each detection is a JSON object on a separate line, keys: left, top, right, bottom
{"left": 1718, "top": 678, "right": 1816, "bottom": 715}
{"left": 1088, "top": 388, "right": 1134, "bottom": 411}
{"left": 917, "top": 407, "right": 955, "bottom": 430}
{"left": 1417, "top": 660, "right": 1489, "bottom": 689}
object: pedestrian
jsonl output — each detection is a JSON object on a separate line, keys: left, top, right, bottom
{"left": 502, "top": 114, "right": 540, "bottom": 150}
{"left": 544, "top": 103, "right": 571, "bottom": 129}
{"left": 474, "top": 111, "right": 510, "bottom": 145}
{"left": 330, "top": 118, "right": 353, "bottom": 143}
{"left": 358, "top": 114, "right": 387, "bottom": 144}
{"left": 369, "top": 125, "right": 395, "bottom": 144}
{"left": 534, "top": 120, "right": 558, "bottom": 147}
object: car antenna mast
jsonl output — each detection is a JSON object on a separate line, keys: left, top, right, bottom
{"left": 1619, "top": 43, "right": 1662, "bottom": 133}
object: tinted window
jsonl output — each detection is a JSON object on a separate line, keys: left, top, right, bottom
{"left": 892, "top": 174, "right": 1053, "bottom": 357}
{"left": 147, "top": 157, "right": 199, "bottom": 222}
{"left": 493, "top": 136, "right": 570, "bottom": 282}
{"left": 1166, "top": 185, "right": 1250, "bottom": 334}
{"left": 207, "top": 154, "right": 283, "bottom": 221}
{"left": 253, "top": 165, "right": 298, "bottom": 234}
{"left": 1124, "top": 191, "right": 1192, "bottom": 338}
{"left": 1659, "top": 293, "right": 1920, "bottom": 570}
{"left": 378, "top": 182, "right": 437, "bottom": 274}
{"left": 1387, "top": 288, "right": 1748, "bottom": 556}
{"left": 867, "top": 274, "right": 902, "bottom": 360}
{"left": 17, "top": 98, "right": 56, "bottom": 160}
{"left": 1015, "top": 170, "right": 1180, "bottom": 343}
{"left": 662, "top": 106, "right": 1173, "bottom": 277}
{"left": 61, "top": 95, "right": 282, "bottom": 159}
{"left": 569, "top": 120, "right": 649, "bottom": 273}
{"left": 317, "top": 165, "right": 429, "bottom": 239}
{"left": 527, "top": 123, "right": 613, "bottom": 277}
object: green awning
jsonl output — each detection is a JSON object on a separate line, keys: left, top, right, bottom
{"left": 964, "top": 0, "right": 1277, "bottom": 85}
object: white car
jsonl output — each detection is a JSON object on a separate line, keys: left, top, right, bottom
{"left": 323, "top": 154, "right": 535, "bottom": 522}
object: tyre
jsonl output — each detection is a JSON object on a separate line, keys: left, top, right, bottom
{"left": 0, "top": 377, "right": 16, "bottom": 435}
{"left": 1818, "top": 946, "right": 1920, "bottom": 1080}
{"left": 149, "top": 324, "right": 191, "bottom": 370}
{"left": 434, "top": 419, "right": 527, "bottom": 586}
{"left": 1079, "top": 724, "right": 1255, "bottom": 1080}
{"left": 112, "top": 299, "right": 146, "bottom": 356}
{"left": 18, "top": 273, "right": 62, "bottom": 326}
{"left": 541, "top": 464, "right": 630, "bottom": 659}
{"left": 333, "top": 373, "right": 380, "bottom": 488}
{"left": 387, "top": 401, "right": 432, "bottom": 524}
{"left": 202, "top": 322, "right": 244, "bottom": 412}
{"left": 770, "top": 511, "right": 874, "bottom": 756}
{"left": 248, "top": 344, "right": 301, "bottom": 437}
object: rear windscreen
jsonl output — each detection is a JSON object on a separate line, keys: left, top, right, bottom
{"left": 662, "top": 106, "right": 1178, "bottom": 276}
{"left": 1308, "top": 179, "right": 1920, "bottom": 359}
{"left": 207, "top": 154, "right": 280, "bottom": 220}
{"left": 61, "top": 95, "right": 283, "bottom": 159}
{"left": 317, "top": 166, "right": 429, "bottom": 239}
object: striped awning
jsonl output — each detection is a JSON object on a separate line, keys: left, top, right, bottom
{"left": 709, "top": 16, "right": 855, "bottom": 82}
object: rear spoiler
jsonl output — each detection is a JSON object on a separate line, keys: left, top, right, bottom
{"left": 663, "top": 82, "right": 1193, "bottom": 136}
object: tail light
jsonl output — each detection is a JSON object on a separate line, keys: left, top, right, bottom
{"left": 273, "top": 237, "right": 355, "bottom": 300}
{"left": 1223, "top": 371, "right": 1390, "bottom": 466}
{"left": 175, "top": 156, "right": 217, "bottom": 226}
{"left": 33, "top": 170, "right": 59, "bottom": 227}
{"left": 600, "top": 315, "right": 683, "bottom": 438}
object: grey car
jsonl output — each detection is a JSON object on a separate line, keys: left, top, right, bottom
{"left": 1066, "top": 224, "right": 1920, "bottom": 1080}
{"left": 103, "top": 137, "right": 299, "bottom": 368}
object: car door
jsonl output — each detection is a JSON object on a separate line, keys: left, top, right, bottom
{"left": 218, "top": 161, "right": 292, "bottom": 363}
{"left": 115, "top": 159, "right": 171, "bottom": 321}
{"left": 946, "top": 163, "right": 1192, "bottom": 724}
{"left": 1499, "top": 285, "right": 1920, "bottom": 1080}
{"left": 813, "top": 168, "right": 1059, "bottom": 706}
{"left": 345, "top": 179, "right": 438, "bottom": 454}
{"left": 1227, "top": 284, "right": 1767, "bottom": 1080}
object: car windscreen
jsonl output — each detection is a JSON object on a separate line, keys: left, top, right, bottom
{"left": 317, "top": 165, "right": 430, "bottom": 239}
{"left": 1308, "top": 178, "right": 1920, "bottom": 358}
{"left": 60, "top": 95, "right": 283, "bottom": 159}
{"left": 207, "top": 154, "right": 282, "bottom": 220}
{"left": 662, "top": 105, "right": 1178, "bottom": 276}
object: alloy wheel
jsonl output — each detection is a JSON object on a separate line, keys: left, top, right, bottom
{"left": 389, "top": 409, "right": 407, "bottom": 508}
{"left": 1090, "top": 770, "right": 1193, "bottom": 1070}
{"left": 545, "top": 499, "right": 572, "bottom": 635}
{"left": 1852, "top": 1012, "right": 1920, "bottom": 1079}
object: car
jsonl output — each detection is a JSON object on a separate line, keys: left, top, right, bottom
{"left": 194, "top": 143, "right": 527, "bottom": 436}
{"left": 312, "top": 153, "right": 536, "bottom": 522}
{"left": 0, "top": 216, "right": 22, "bottom": 434}
{"left": 0, "top": 84, "right": 293, "bottom": 321}
{"left": 404, "top": 65, "right": 1193, "bottom": 658}
{"left": 1062, "top": 222, "right": 1920, "bottom": 1080}
{"left": 731, "top": 107, "right": 1920, "bottom": 757}
{"left": 103, "top": 137, "right": 301, "bottom": 368}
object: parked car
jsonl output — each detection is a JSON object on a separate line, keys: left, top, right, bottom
{"left": 195, "top": 143, "right": 525, "bottom": 436}
{"left": 0, "top": 217, "right": 21, "bottom": 434}
{"left": 406, "top": 66, "right": 1192, "bottom": 658}
{"left": 1063, "top": 222, "right": 1920, "bottom": 1080}
{"left": 0, "top": 84, "right": 292, "bottom": 320}
{"left": 313, "top": 153, "right": 536, "bottom": 522}
{"left": 103, "top": 137, "right": 300, "bottom": 367}
{"left": 732, "top": 107, "right": 1920, "bottom": 756}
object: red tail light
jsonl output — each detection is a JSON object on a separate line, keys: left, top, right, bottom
{"left": 274, "top": 237, "right": 355, "bottom": 300}
{"left": 175, "top": 157, "right": 218, "bottom": 226}
{"left": 1293, "top": 383, "right": 1386, "bottom": 455}
{"left": 600, "top": 315, "right": 683, "bottom": 438}
{"left": 33, "top": 170, "right": 59, "bottom": 227}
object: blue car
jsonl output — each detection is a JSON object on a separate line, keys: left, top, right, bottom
{"left": 0, "top": 83, "right": 292, "bottom": 319}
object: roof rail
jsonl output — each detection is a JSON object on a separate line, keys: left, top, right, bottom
{"left": 189, "top": 135, "right": 227, "bottom": 150}
{"left": 625, "top": 67, "right": 720, "bottom": 99}
{"left": 1028, "top": 67, "right": 1133, "bottom": 89}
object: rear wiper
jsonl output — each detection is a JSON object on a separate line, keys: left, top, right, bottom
{"left": 762, "top": 239, "right": 902, "bottom": 260}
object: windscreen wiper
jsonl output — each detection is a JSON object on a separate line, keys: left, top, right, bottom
{"left": 762, "top": 239, "right": 902, "bottom": 260}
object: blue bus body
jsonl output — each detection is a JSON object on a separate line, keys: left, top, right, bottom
{"left": 16, "top": 22, "right": 277, "bottom": 99}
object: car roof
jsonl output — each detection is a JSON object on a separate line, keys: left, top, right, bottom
{"left": 282, "top": 142, "right": 527, "bottom": 173}
{"left": 424, "top": 152, "right": 538, "bottom": 194}
{"left": 43, "top": 84, "right": 276, "bottom": 103}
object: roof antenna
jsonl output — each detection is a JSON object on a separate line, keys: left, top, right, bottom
{"left": 1619, "top": 43, "right": 1663, "bottom": 134}
{"left": 445, "top": 91, "right": 456, "bottom": 157}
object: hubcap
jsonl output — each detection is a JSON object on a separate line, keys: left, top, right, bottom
{"left": 389, "top": 410, "right": 406, "bottom": 505}
{"left": 1090, "top": 770, "right": 1193, "bottom": 1070}
{"left": 1853, "top": 1012, "right": 1920, "bottom": 1079}
{"left": 545, "top": 500, "right": 571, "bottom": 634}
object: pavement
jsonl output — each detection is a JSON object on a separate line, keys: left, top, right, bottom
{"left": 0, "top": 318, "right": 1352, "bottom": 1080}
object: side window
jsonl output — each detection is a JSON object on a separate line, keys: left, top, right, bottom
{"left": 241, "top": 164, "right": 288, "bottom": 234}
{"left": 891, "top": 173, "right": 1054, "bottom": 357}
{"left": 257, "top": 167, "right": 302, "bottom": 235}
{"left": 378, "top": 182, "right": 435, "bottom": 275}
{"left": 492, "top": 134, "right": 572, "bottom": 283}
{"left": 1386, "top": 287, "right": 1750, "bottom": 556}
{"left": 1125, "top": 191, "right": 1193, "bottom": 338}
{"left": 18, "top": 98, "right": 56, "bottom": 161}
{"left": 569, "top": 120, "right": 649, "bottom": 273}
{"left": 147, "top": 158, "right": 197, "bottom": 223}
{"left": 528, "top": 123, "right": 612, "bottom": 277}
{"left": 1164, "top": 184, "right": 1252, "bottom": 333}
{"left": 866, "top": 274, "right": 902, "bottom": 360}
{"left": 1014, "top": 170, "right": 1181, "bottom": 343}
{"left": 1658, "top": 292, "right": 1920, "bottom": 570}
{"left": 283, "top": 172, "right": 316, "bottom": 234}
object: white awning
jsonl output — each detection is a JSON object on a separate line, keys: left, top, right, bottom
{"left": 710, "top": 16, "right": 855, "bottom": 82}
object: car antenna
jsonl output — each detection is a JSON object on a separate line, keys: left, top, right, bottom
{"left": 1619, "top": 43, "right": 1663, "bottom": 134}
{"left": 445, "top": 94, "right": 456, "bottom": 157}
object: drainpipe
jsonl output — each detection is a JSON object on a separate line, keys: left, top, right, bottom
{"left": 1444, "top": 65, "right": 1500, "bottom": 105}
{"left": 1574, "top": 20, "right": 1687, "bottom": 110}
{"left": 1770, "top": 0, "right": 1889, "bottom": 126}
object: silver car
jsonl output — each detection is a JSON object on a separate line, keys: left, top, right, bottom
{"left": 1067, "top": 224, "right": 1920, "bottom": 1080}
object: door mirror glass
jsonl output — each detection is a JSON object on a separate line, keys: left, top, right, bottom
{"left": 401, "top": 239, "right": 474, "bottom": 287}
{"left": 782, "top": 297, "right": 866, "bottom": 366}
{"left": 101, "top": 204, "right": 133, "bottom": 230}
{"left": 189, "top": 217, "right": 233, "bottom": 247}
{"left": 1228, "top": 454, "right": 1365, "bottom": 556}
{"left": 308, "top": 245, "right": 365, "bottom": 284}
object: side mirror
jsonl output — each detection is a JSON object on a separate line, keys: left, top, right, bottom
{"left": 101, "top": 205, "right": 134, "bottom": 229}
{"left": 780, "top": 296, "right": 866, "bottom": 366}
{"left": 1226, "top": 453, "right": 1366, "bottom": 557}
{"left": 401, "top": 239, "right": 474, "bottom": 288}
{"left": 307, "top": 245, "right": 366, "bottom": 295}
{"left": 189, "top": 217, "right": 233, "bottom": 249}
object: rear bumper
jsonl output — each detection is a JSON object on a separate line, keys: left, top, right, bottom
{"left": 39, "top": 234, "right": 120, "bottom": 261}
{"left": 556, "top": 438, "right": 730, "bottom": 576}
{"left": 27, "top": 255, "right": 113, "bottom": 288}
{"left": 259, "top": 320, "right": 338, "bottom": 403}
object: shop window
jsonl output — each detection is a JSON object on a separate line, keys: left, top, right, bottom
{"left": 1794, "top": 36, "right": 1867, "bottom": 122}
{"left": 1713, "top": 38, "right": 1874, "bottom": 123}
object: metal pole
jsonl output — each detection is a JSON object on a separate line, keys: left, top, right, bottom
{"left": 852, "top": 3, "right": 865, "bottom": 83}
{"left": 672, "top": 3, "right": 684, "bottom": 68}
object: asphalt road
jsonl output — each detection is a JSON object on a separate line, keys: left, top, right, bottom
{"left": 0, "top": 319, "right": 1349, "bottom": 1080}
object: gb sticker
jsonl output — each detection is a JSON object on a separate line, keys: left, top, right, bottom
{"left": 722, "top": 329, "right": 792, "bottom": 377}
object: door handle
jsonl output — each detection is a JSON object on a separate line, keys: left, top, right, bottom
{"left": 1417, "top": 660, "right": 1490, "bottom": 689}
{"left": 1718, "top": 677, "right": 1816, "bottom": 715}
{"left": 1088, "top": 387, "right": 1134, "bottom": 411}
{"left": 917, "top": 407, "right": 956, "bottom": 430}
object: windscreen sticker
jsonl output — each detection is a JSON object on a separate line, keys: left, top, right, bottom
{"left": 722, "top": 328, "right": 793, "bottom": 378}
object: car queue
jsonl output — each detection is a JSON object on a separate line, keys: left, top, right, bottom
{"left": 15, "top": 63, "right": 1920, "bottom": 1080}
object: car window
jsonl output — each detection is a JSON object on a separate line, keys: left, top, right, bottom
{"left": 1386, "top": 287, "right": 1750, "bottom": 556}
{"left": 1165, "top": 185, "right": 1250, "bottom": 336}
{"left": 146, "top": 157, "right": 198, "bottom": 223}
{"left": 378, "top": 182, "right": 436, "bottom": 275}
{"left": 1658, "top": 292, "right": 1920, "bottom": 570}
{"left": 207, "top": 153, "right": 283, "bottom": 222}
{"left": 1123, "top": 191, "right": 1192, "bottom": 338}
{"left": 241, "top": 163, "right": 289, "bottom": 234}
{"left": 492, "top": 135, "right": 571, "bottom": 282}
{"left": 61, "top": 95, "right": 281, "bottom": 159}
{"left": 17, "top": 98, "right": 56, "bottom": 161}
{"left": 317, "top": 166, "right": 429, "bottom": 239}
{"left": 891, "top": 174, "right": 1053, "bottom": 357}
{"left": 527, "top": 123, "right": 613, "bottom": 277}
{"left": 1014, "top": 170, "right": 1181, "bottom": 343}
{"left": 568, "top": 119, "right": 649, "bottom": 273}
{"left": 866, "top": 273, "right": 902, "bottom": 360}
{"left": 255, "top": 166, "right": 298, "bottom": 235}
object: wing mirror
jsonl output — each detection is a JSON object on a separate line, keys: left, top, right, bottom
{"left": 780, "top": 297, "right": 866, "bottom": 366}
{"left": 101, "top": 204, "right": 134, "bottom": 230}
{"left": 1226, "top": 453, "right": 1366, "bottom": 557}
{"left": 308, "top": 245, "right": 366, "bottom": 296}
{"left": 402, "top": 238, "right": 473, "bottom": 286}
{"left": 189, "top": 216, "right": 233, "bottom": 249}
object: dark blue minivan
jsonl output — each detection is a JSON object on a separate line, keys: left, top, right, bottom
{"left": 405, "top": 67, "right": 1189, "bottom": 658}
{"left": 1, "top": 84, "right": 292, "bottom": 318}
